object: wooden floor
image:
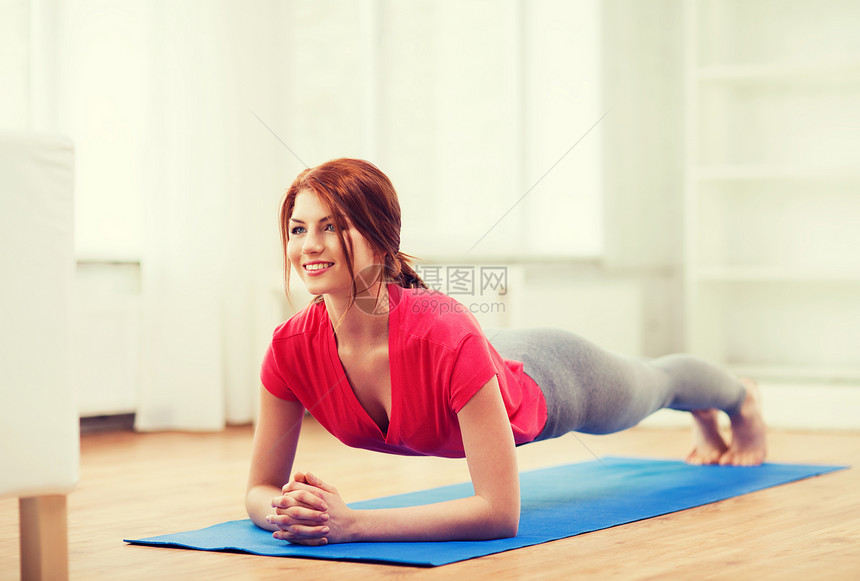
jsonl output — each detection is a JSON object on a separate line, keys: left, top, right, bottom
{"left": 2, "top": 418, "right": 858, "bottom": 580}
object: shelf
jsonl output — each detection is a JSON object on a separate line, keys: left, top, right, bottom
{"left": 685, "top": 1, "right": 860, "bottom": 394}
{"left": 725, "top": 364, "right": 860, "bottom": 384}
{"left": 696, "top": 164, "right": 860, "bottom": 182}
{"left": 696, "top": 59, "right": 860, "bottom": 83}
{"left": 694, "top": 267, "right": 860, "bottom": 284}
{"left": 76, "top": 254, "right": 142, "bottom": 265}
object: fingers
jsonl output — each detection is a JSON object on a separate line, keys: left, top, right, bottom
{"left": 292, "top": 471, "right": 338, "bottom": 494}
{"left": 269, "top": 472, "right": 340, "bottom": 546}
{"left": 278, "top": 530, "right": 329, "bottom": 546}
{"left": 267, "top": 505, "right": 329, "bottom": 526}
{"left": 270, "top": 522, "right": 330, "bottom": 545}
{"left": 282, "top": 479, "right": 325, "bottom": 497}
{"left": 292, "top": 471, "right": 309, "bottom": 484}
{"left": 267, "top": 505, "right": 330, "bottom": 545}
{"left": 274, "top": 486, "right": 327, "bottom": 512}
{"left": 303, "top": 472, "right": 337, "bottom": 494}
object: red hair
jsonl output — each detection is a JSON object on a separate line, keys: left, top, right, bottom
{"left": 279, "top": 158, "right": 426, "bottom": 304}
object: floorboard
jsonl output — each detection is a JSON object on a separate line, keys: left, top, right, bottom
{"left": 1, "top": 418, "right": 858, "bottom": 580}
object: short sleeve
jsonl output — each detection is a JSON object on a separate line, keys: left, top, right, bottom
{"left": 448, "top": 333, "right": 499, "bottom": 413}
{"left": 260, "top": 341, "right": 299, "bottom": 401}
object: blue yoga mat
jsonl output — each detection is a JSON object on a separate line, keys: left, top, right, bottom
{"left": 125, "top": 457, "right": 846, "bottom": 567}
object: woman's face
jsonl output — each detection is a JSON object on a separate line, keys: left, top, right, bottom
{"left": 287, "top": 190, "right": 380, "bottom": 299}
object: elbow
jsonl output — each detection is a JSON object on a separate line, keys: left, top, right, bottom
{"left": 478, "top": 494, "right": 519, "bottom": 539}
{"left": 244, "top": 486, "right": 258, "bottom": 519}
{"left": 490, "top": 518, "right": 518, "bottom": 540}
{"left": 244, "top": 495, "right": 263, "bottom": 529}
{"left": 500, "top": 513, "right": 519, "bottom": 539}
{"left": 245, "top": 485, "right": 278, "bottom": 532}
{"left": 486, "top": 508, "right": 519, "bottom": 540}
{"left": 244, "top": 494, "right": 256, "bottom": 522}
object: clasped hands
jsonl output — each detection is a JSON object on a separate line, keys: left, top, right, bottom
{"left": 267, "top": 472, "right": 353, "bottom": 545}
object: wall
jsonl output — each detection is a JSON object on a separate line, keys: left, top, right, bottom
{"left": 5, "top": 0, "right": 687, "bottom": 417}
{"left": 0, "top": 0, "right": 30, "bottom": 129}
{"left": 16, "top": 0, "right": 849, "bottom": 429}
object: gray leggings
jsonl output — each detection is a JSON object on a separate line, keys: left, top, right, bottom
{"left": 485, "top": 328, "right": 746, "bottom": 440}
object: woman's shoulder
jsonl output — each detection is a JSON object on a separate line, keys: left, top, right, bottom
{"left": 271, "top": 299, "right": 326, "bottom": 342}
{"left": 393, "top": 285, "right": 484, "bottom": 348}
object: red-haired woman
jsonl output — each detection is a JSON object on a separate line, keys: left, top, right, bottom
{"left": 245, "top": 158, "right": 767, "bottom": 545}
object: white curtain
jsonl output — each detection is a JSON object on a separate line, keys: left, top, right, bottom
{"left": 33, "top": 0, "right": 602, "bottom": 430}
{"left": 134, "top": 1, "right": 295, "bottom": 430}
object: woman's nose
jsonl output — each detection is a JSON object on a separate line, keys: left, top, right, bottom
{"left": 302, "top": 230, "right": 324, "bottom": 254}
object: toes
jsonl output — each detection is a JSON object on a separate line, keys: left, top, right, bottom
{"left": 718, "top": 449, "right": 766, "bottom": 466}
{"left": 686, "top": 453, "right": 703, "bottom": 465}
{"left": 718, "top": 450, "right": 736, "bottom": 466}
{"left": 687, "top": 449, "right": 722, "bottom": 465}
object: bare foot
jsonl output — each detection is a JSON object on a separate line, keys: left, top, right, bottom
{"left": 719, "top": 378, "right": 767, "bottom": 466}
{"left": 686, "top": 408, "right": 728, "bottom": 465}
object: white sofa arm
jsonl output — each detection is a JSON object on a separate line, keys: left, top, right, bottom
{"left": 0, "top": 131, "right": 79, "bottom": 580}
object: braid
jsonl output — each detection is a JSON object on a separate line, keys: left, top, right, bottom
{"left": 392, "top": 251, "right": 426, "bottom": 289}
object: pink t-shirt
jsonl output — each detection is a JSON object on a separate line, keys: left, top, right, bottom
{"left": 260, "top": 284, "right": 547, "bottom": 458}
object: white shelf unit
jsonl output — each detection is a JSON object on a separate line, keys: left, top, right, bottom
{"left": 684, "top": 0, "right": 860, "bottom": 386}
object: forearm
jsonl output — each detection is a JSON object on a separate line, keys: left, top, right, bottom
{"left": 349, "top": 494, "right": 519, "bottom": 543}
{"left": 246, "top": 484, "right": 283, "bottom": 532}
{"left": 350, "top": 378, "right": 521, "bottom": 543}
{"left": 245, "top": 389, "right": 304, "bottom": 533}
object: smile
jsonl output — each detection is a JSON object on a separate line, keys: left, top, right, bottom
{"left": 304, "top": 262, "right": 334, "bottom": 274}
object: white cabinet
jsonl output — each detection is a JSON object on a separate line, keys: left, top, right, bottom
{"left": 684, "top": 0, "right": 860, "bottom": 383}
{"left": 73, "top": 263, "right": 141, "bottom": 417}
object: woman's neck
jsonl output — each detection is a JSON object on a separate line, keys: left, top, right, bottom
{"left": 323, "top": 282, "right": 390, "bottom": 348}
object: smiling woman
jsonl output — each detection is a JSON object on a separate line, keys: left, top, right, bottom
{"left": 279, "top": 158, "right": 426, "bottom": 311}
{"left": 245, "top": 158, "right": 767, "bottom": 547}
{"left": 287, "top": 193, "right": 377, "bottom": 300}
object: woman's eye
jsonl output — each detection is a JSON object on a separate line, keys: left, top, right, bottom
{"left": 290, "top": 226, "right": 306, "bottom": 235}
{"left": 324, "top": 223, "right": 336, "bottom": 232}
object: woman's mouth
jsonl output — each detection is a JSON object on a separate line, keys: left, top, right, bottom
{"left": 303, "top": 262, "right": 334, "bottom": 275}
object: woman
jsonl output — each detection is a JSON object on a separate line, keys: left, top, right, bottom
{"left": 245, "top": 158, "right": 767, "bottom": 546}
